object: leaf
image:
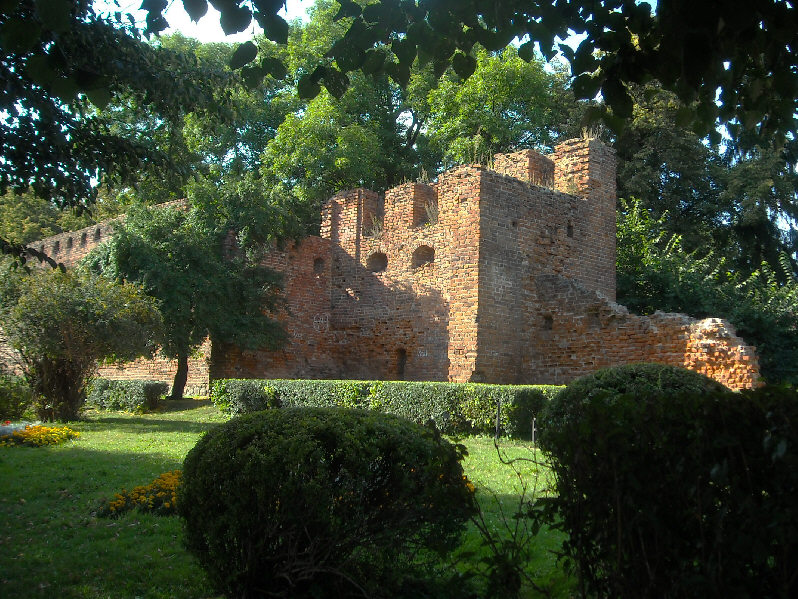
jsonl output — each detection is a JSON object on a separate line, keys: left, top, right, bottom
{"left": 518, "top": 40, "right": 535, "bottom": 62}
{"left": 86, "top": 87, "right": 113, "bottom": 110}
{"left": 333, "top": 0, "right": 361, "bottom": 21}
{"left": 139, "top": 0, "right": 167, "bottom": 13}
{"left": 572, "top": 73, "right": 602, "bottom": 100}
{"left": 451, "top": 52, "right": 476, "bottom": 80}
{"left": 24, "top": 54, "right": 57, "bottom": 86}
{"left": 320, "top": 67, "right": 350, "bottom": 99}
{"left": 229, "top": 41, "right": 258, "bottom": 70}
{"left": 572, "top": 39, "right": 597, "bottom": 74}
{"left": 34, "top": 0, "right": 72, "bottom": 33}
{"left": 0, "top": 0, "right": 21, "bottom": 14}
{"left": 220, "top": 4, "right": 252, "bottom": 34}
{"left": 241, "top": 65, "right": 265, "bottom": 89}
{"left": 261, "top": 56, "right": 286, "bottom": 79}
{"left": 297, "top": 74, "right": 321, "bottom": 99}
{"left": 0, "top": 18, "right": 42, "bottom": 53}
{"left": 260, "top": 12, "right": 288, "bottom": 44}
{"left": 182, "top": 0, "right": 208, "bottom": 23}
{"left": 601, "top": 77, "right": 633, "bottom": 119}
{"left": 49, "top": 76, "right": 79, "bottom": 103}
{"left": 361, "top": 49, "right": 386, "bottom": 75}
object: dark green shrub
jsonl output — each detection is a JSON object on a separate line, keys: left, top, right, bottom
{"left": 179, "top": 408, "right": 477, "bottom": 599}
{"left": 209, "top": 378, "right": 281, "bottom": 413}
{"left": 0, "top": 374, "right": 33, "bottom": 420}
{"left": 539, "top": 364, "right": 798, "bottom": 598}
{"left": 86, "top": 379, "right": 168, "bottom": 413}
{"left": 209, "top": 378, "right": 561, "bottom": 438}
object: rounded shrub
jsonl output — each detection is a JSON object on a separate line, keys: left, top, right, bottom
{"left": 538, "top": 364, "right": 798, "bottom": 598}
{"left": 179, "top": 407, "right": 477, "bottom": 599}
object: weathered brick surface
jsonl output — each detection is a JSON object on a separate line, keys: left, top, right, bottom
{"left": 3, "top": 138, "right": 761, "bottom": 391}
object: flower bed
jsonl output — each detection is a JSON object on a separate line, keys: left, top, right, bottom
{"left": 0, "top": 422, "right": 80, "bottom": 447}
{"left": 101, "top": 470, "right": 181, "bottom": 517}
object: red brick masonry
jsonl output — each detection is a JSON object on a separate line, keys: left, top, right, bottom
{"left": 8, "top": 138, "right": 759, "bottom": 392}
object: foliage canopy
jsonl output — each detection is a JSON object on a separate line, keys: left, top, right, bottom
{"left": 0, "top": 264, "right": 162, "bottom": 420}
{"left": 85, "top": 204, "right": 286, "bottom": 399}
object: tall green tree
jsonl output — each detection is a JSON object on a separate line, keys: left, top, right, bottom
{"left": 86, "top": 204, "right": 286, "bottom": 400}
{"left": 425, "top": 47, "right": 574, "bottom": 167}
{"left": 0, "top": 0, "right": 234, "bottom": 262}
{"left": 614, "top": 83, "right": 798, "bottom": 278}
{"left": 0, "top": 265, "right": 162, "bottom": 420}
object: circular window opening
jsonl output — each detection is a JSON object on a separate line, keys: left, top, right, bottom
{"left": 412, "top": 245, "right": 434, "bottom": 269}
{"left": 366, "top": 252, "right": 388, "bottom": 272}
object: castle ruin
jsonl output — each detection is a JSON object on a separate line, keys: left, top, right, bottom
{"left": 11, "top": 138, "right": 760, "bottom": 392}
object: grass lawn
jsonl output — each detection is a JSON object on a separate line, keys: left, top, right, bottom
{"left": 0, "top": 401, "right": 573, "bottom": 598}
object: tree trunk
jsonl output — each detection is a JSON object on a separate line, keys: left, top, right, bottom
{"left": 170, "top": 351, "right": 189, "bottom": 400}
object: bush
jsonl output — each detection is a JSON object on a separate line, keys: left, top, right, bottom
{"left": 539, "top": 364, "right": 798, "bottom": 598}
{"left": 209, "top": 378, "right": 561, "bottom": 438}
{"left": 86, "top": 379, "right": 169, "bottom": 413}
{"left": 179, "top": 408, "right": 477, "bottom": 599}
{"left": 0, "top": 374, "right": 32, "bottom": 420}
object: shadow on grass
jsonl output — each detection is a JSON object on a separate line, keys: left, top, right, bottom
{"left": 80, "top": 417, "right": 220, "bottom": 435}
{"left": 157, "top": 399, "right": 214, "bottom": 413}
{"left": 0, "top": 444, "right": 215, "bottom": 599}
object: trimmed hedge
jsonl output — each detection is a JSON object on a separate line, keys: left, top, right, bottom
{"left": 210, "top": 378, "right": 562, "bottom": 438}
{"left": 86, "top": 378, "right": 169, "bottom": 413}
{"left": 540, "top": 364, "right": 798, "bottom": 598}
{"left": 179, "top": 408, "right": 477, "bottom": 598}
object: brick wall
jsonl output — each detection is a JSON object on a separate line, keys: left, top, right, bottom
{"left": 3, "top": 138, "right": 761, "bottom": 391}
{"left": 528, "top": 275, "right": 758, "bottom": 390}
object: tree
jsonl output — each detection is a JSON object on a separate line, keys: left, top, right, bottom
{"left": 0, "top": 0, "right": 234, "bottom": 262}
{"left": 614, "top": 83, "right": 798, "bottom": 279}
{"left": 131, "top": 0, "right": 797, "bottom": 147}
{"left": 425, "top": 47, "right": 574, "bottom": 167}
{"left": 0, "top": 264, "right": 162, "bottom": 420}
{"left": 85, "top": 204, "right": 286, "bottom": 400}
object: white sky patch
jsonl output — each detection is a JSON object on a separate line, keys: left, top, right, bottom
{"left": 94, "top": 0, "right": 314, "bottom": 42}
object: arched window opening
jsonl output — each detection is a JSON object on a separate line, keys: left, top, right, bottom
{"left": 366, "top": 252, "right": 388, "bottom": 272}
{"left": 411, "top": 246, "right": 434, "bottom": 269}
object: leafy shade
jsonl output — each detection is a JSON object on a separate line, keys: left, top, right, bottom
{"left": 0, "top": 265, "right": 162, "bottom": 421}
{"left": 0, "top": 0, "right": 233, "bottom": 262}
{"left": 136, "top": 0, "right": 798, "bottom": 146}
{"left": 85, "top": 204, "right": 286, "bottom": 400}
{"left": 426, "top": 47, "right": 573, "bottom": 166}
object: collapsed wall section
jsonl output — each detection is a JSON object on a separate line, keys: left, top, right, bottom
{"left": 529, "top": 274, "right": 759, "bottom": 391}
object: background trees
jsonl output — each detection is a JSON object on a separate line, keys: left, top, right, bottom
{"left": 0, "top": 265, "right": 162, "bottom": 420}
{"left": 0, "top": 0, "right": 235, "bottom": 262}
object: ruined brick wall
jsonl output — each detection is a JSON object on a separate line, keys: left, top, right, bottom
{"left": 4, "top": 138, "right": 761, "bottom": 391}
{"left": 98, "top": 340, "right": 212, "bottom": 397}
{"left": 28, "top": 221, "right": 119, "bottom": 267}
{"left": 528, "top": 275, "right": 758, "bottom": 391}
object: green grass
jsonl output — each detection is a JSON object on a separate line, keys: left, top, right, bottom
{"left": 0, "top": 401, "right": 573, "bottom": 598}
